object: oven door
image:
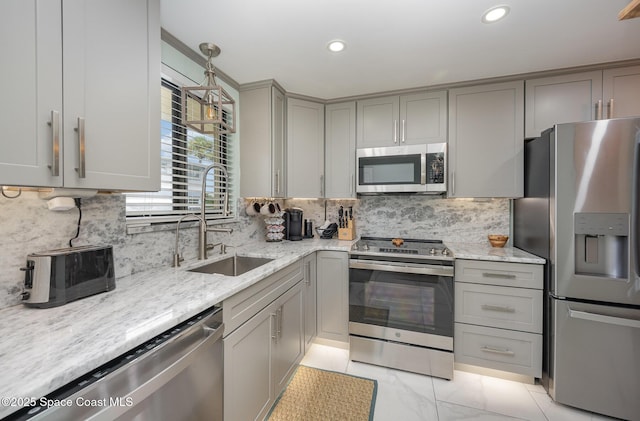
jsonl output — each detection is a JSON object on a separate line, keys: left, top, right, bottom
{"left": 349, "top": 259, "right": 454, "bottom": 350}
{"left": 356, "top": 145, "right": 427, "bottom": 193}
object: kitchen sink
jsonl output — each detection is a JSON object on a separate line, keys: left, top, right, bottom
{"left": 188, "top": 256, "right": 273, "bottom": 276}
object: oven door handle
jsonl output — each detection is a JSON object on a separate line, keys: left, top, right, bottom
{"left": 349, "top": 259, "right": 453, "bottom": 277}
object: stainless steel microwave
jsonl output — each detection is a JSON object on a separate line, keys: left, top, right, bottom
{"left": 356, "top": 143, "right": 447, "bottom": 194}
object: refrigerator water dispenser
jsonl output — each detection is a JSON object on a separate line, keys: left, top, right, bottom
{"left": 574, "top": 213, "right": 628, "bottom": 279}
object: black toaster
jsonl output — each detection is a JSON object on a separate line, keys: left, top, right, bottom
{"left": 21, "top": 245, "right": 115, "bottom": 308}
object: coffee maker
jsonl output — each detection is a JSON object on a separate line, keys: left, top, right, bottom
{"left": 283, "top": 208, "right": 304, "bottom": 241}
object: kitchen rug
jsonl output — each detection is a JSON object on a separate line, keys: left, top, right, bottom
{"left": 267, "top": 365, "right": 377, "bottom": 421}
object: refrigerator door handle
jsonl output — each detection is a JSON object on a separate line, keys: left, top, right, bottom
{"left": 633, "top": 135, "right": 640, "bottom": 279}
{"left": 568, "top": 308, "right": 640, "bottom": 329}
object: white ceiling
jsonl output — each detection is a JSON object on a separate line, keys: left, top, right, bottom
{"left": 161, "top": 0, "right": 640, "bottom": 100}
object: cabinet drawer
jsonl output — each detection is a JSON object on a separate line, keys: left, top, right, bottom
{"left": 223, "top": 260, "right": 303, "bottom": 335}
{"left": 454, "top": 323, "right": 542, "bottom": 377}
{"left": 455, "top": 282, "right": 543, "bottom": 333}
{"left": 455, "top": 259, "right": 543, "bottom": 289}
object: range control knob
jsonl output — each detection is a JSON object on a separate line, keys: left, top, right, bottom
{"left": 429, "top": 248, "right": 437, "bottom": 255}
{"left": 362, "top": 243, "right": 370, "bottom": 251}
{"left": 442, "top": 248, "right": 450, "bottom": 256}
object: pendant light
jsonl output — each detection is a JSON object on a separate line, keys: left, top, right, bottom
{"left": 181, "top": 42, "right": 236, "bottom": 136}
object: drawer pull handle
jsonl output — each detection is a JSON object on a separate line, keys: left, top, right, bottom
{"left": 481, "top": 346, "right": 515, "bottom": 356}
{"left": 481, "top": 304, "right": 515, "bottom": 313}
{"left": 482, "top": 272, "right": 517, "bottom": 280}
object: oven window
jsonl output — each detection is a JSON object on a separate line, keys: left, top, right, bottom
{"left": 359, "top": 154, "right": 422, "bottom": 185}
{"left": 349, "top": 269, "right": 453, "bottom": 337}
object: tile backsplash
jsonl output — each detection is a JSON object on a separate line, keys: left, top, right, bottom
{"left": 0, "top": 193, "right": 508, "bottom": 310}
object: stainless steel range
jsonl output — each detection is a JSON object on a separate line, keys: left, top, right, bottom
{"left": 348, "top": 237, "right": 454, "bottom": 380}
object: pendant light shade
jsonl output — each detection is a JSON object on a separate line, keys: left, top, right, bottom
{"left": 181, "top": 42, "right": 236, "bottom": 135}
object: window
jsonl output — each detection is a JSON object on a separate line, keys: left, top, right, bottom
{"left": 126, "top": 78, "right": 235, "bottom": 224}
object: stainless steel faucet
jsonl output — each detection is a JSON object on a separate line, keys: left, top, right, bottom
{"left": 199, "top": 163, "right": 230, "bottom": 260}
{"left": 173, "top": 213, "right": 206, "bottom": 267}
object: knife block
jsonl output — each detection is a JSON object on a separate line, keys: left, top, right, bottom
{"left": 338, "top": 219, "right": 356, "bottom": 241}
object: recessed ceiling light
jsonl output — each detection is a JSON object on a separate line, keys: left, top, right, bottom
{"left": 327, "top": 40, "right": 346, "bottom": 53}
{"left": 482, "top": 5, "right": 510, "bottom": 23}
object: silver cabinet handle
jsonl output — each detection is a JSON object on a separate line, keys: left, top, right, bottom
{"left": 74, "top": 117, "right": 86, "bottom": 178}
{"left": 481, "top": 304, "right": 516, "bottom": 313}
{"left": 482, "top": 272, "right": 517, "bottom": 280}
{"left": 276, "top": 307, "right": 282, "bottom": 339}
{"left": 568, "top": 309, "right": 640, "bottom": 329}
{"left": 350, "top": 173, "right": 354, "bottom": 195}
{"left": 607, "top": 99, "right": 614, "bottom": 119}
{"left": 305, "top": 261, "right": 311, "bottom": 286}
{"left": 401, "top": 119, "right": 406, "bottom": 143}
{"left": 595, "top": 99, "right": 603, "bottom": 120}
{"left": 47, "top": 110, "right": 60, "bottom": 176}
{"left": 275, "top": 170, "right": 280, "bottom": 195}
{"left": 393, "top": 119, "right": 398, "bottom": 143}
{"left": 481, "top": 346, "right": 515, "bottom": 356}
{"left": 420, "top": 153, "right": 427, "bottom": 185}
{"left": 320, "top": 174, "right": 324, "bottom": 197}
{"left": 271, "top": 313, "right": 278, "bottom": 342}
{"left": 451, "top": 171, "right": 455, "bottom": 196}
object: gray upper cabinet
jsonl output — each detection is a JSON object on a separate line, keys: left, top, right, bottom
{"left": 448, "top": 81, "right": 524, "bottom": 198}
{"left": 602, "top": 65, "right": 640, "bottom": 119}
{"left": 240, "top": 83, "right": 286, "bottom": 198}
{"left": 0, "top": 0, "right": 160, "bottom": 191}
{"left": 525, "top": 65, "right": 640, "bottom": 138}
{"left": 325, "top": 101, "right": 356, "bottom": 198}
{"left": 356, "top": 91, "right": 447, "bottom": 148}
{"left": 525, "top": 71, "right": 602, "bottom": 139}
{"left": 287, "top": 98, "right": 325, "bottom": 198}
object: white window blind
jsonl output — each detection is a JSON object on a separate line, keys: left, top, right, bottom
{"left": 125, "top": 79, "right": 235, "bottom": 224}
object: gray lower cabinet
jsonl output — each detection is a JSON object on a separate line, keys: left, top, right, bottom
{"left": 316, "top": 250, "right": 349, "bottom": 344}
{"left": 223, "top": 261, "right": 304, "bottom": 421}
{"left": 303, "top": 253, "right": 317, "bottom": 353}
{"left": 454, "top": 259, "right": 543, "bottom": 379}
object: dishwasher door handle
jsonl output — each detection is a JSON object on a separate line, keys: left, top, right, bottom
{"left": 86, "top": 322, "right": 224, "bottom": 421}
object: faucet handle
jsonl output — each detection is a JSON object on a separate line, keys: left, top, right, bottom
{"left": 172, "top": 253, "right": 184, "bottom": 267}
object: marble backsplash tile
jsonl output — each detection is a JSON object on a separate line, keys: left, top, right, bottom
{"left": 0, "top": 193, "right": 508, "bottom": 310}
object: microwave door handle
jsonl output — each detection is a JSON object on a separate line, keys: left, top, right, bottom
{"left": 420, "top": 153, "right": 427, "bottom": 184}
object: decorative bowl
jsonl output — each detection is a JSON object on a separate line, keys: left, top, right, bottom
{"left": 488, "top": 234, "right": 509, "bottom": 248}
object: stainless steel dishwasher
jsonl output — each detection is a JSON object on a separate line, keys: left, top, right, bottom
{"left": 8, "top": 306, "right": 223, "bottom": 421}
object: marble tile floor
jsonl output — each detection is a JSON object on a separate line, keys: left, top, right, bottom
{"left": 300, "top": 344, "right": 616, "bottom": 421}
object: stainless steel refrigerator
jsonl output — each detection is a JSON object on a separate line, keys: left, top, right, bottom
{"left": 514, "top": 117, "right": 640, "bottom": 421}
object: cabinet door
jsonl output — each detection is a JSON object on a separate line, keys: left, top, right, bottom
{"left": 272, "top": 282, "right": 304, "bottom": 395}
{"left": 525, "top": 71, "right": 602, "bottom": 138}
{"left": 603, "top": 65, "right": 640, "bottom": 119}
{"left": 400, "top": 91, "right": 447, "bottom": 145}
{"left": 62, "top": 0, "right": 160, "bottom": 191}
{"left": 272, "top": 86, "right": 286, "bottom": 197}
{"left": 448, "top": 81, "right": 524, "bottom": 198}
{"left": 224, "top": 304, "right": 274, "bottom": 421}
{"left": 325, "top": 102, "right": 356, "bottom": 198}
{"left": 0, "top": 0, "right": 63, "bottom": 187}
{"left": 316, "top": 251, "right": 349, "bottom": 343}
{"left": 287, "top": 98, "right": 324, "bottom": 197}
{"left": 239, "top": 84, "right": 285, "bottom": 197}
{"left": 303, "top": 253, "right": 318, "bottom": 352}
{"left": 357, "top": 96, "right": 400, "bottom": 147}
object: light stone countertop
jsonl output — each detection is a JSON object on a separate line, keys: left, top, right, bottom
{"left": 0, "top": 237, "right": 543, "bottom": 418}
{"left": 446, "top": 242, "right": 546, "bottom": 264}
{"left": 0, "top": 237, "right": 352, "bottom": 418}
